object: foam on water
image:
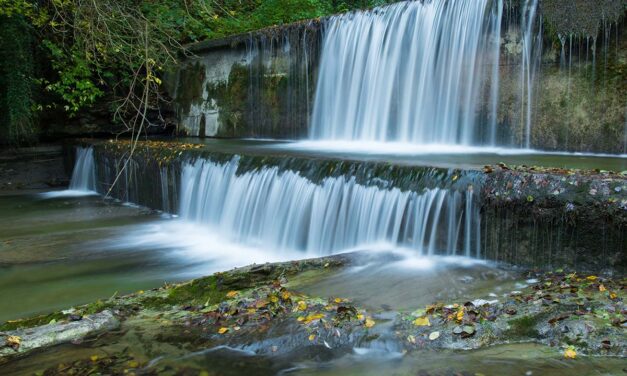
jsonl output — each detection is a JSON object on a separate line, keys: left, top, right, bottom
{"left": 41, "top": 147, "right": 98, "bottom": 198}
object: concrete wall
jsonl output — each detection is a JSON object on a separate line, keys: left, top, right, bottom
{"left": 170, "top": 4, "right": 626, "bottom": 153}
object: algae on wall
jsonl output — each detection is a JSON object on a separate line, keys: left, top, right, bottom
{"left": 494, "top": 1, "right": 627, "bottom": 153}
{"left": 173, "top": 22, "right": 322, "bottom": 138}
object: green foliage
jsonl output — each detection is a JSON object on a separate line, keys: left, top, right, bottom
{"left": 201, "top": 0, "right": 392, "bottom": 39}
{"left": 0, "top": 15, "right": 37, "bottom": 145}
{"left": 0, "top": 0, "right": 394, "bottom": 142}
{"left": 42, "top": 41, "right": 103, "bottom": 114}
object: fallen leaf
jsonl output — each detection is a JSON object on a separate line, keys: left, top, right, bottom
{"left": 303, "top": 313, "right": 325, "bottom": 324}
{"left": 609, "top": 292, "right": 617, "bottom": 300}
{"left": 365, "top": 318, "right": 376, "bottom": 328}
{"left": 413, "top": 316, "right": 431, "bottom": 326}
{"left": 218, "top": 327, "right": 229, "bottom": 334}
{"left": 461, "top": 325, "right": 476, "bottom": 338}
{"left": 90, "top": 355, "right": 99, "bottom": 362}
{"left": 586, "top": 276, "right": 597, "bottom": 281}
{"left": 5, "top": 335, "right": 20, "bottom": 350}
{"left": 456, "top": 307, "right": 464, "bottom": 322}
{"left": 226, "top": 291, "right": 239, "bottom": 298}
{"left": 407, "top": 335, "right": 416, "bottom": 344}
{"left": 564, "top": 347, "right": 577, "bottom": 359}
{"left": 281, "top": 291, "right": 291, "bottom": 300}
{"left": 334, "top": 298, "right": 343, "bottom": 303}
{"left": 297, "top": 301, "right": 307, "bottom": 311}
{"left": 429, "top": 331, "right": 440, "bottom": 340}
{"left": 308, "top": 334, "right": 316, "bottom": 341}
{"left": 599, "top": 284, "right": 606, "bottom": 292}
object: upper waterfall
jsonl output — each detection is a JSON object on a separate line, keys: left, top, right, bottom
{"left": 310, "top": 0, "right": 504, "bottom": 145}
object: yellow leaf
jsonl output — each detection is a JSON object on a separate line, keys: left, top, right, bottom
{"left": 6, "top": 335, "right": 20, "bottom": 348}
{"left": 128, "top": 360, "right": 139, "bottom": 368}
{"left": 356, "top": 314, "right": 364, "bottom": 321}
{"left": 297, "top": 316, "right": 305, "bottom": 322}
{"left": 609, "top": 292, "right": 617, "bottom": 300}
{"left": 586, "top": 276, "right": 597, "bottom": 281}
{"left": 90, "top": 355, "right": 99, "bottom": 362}
{"left": 564, "top": 347, "right": 577, "bottom": 359}
{"left": 297, "top": 301, "right": 307, "bottom": 311}
{"left": 270, "top": 295, "right": 279, "bottom": 303}
{"left": 429, "top": 331, "right": 440, "bottom": 340}
{"left": 334, "top": 298, "right": 342, "bottom": 303}
{"left": 599, "top": 284, "right": 606, "bottom": 292}
{"left": 281, "top": 291, "right": 291, "bottom": 300}
{"left": 303, "top": 313, "right": 325, "bottom": 324}
{"left": 218, "top": 327, "right": 228, "bottom": 334}
{"left": 365, "top": 318, "right": 376, "bottom": 328}
{"left": 407, "top": 335, "right": 416, "bottom": 344}
{"left": 456, "top": 308, "right": 464, "bottom": 322}
{"left": 226, "top": 291, "right": 239, "bottom": 298}
{"left": 413, "top": 317, "right": 431, "bottom": 326}
{"left": 308, "top": 334, "right": 316, "bottom": 341}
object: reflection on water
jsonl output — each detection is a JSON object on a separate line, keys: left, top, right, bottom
{"left": 0, "top": 192, "right": 172, "bottom": 321}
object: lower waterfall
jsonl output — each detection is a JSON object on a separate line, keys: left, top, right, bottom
{"left": 69, "top": 147, "right": 97, "bottom": 191}
{"left": 179, "top": 157, "right": 480, "bottom": 257}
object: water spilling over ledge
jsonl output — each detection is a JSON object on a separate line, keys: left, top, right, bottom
{"left": 67, "top": 141, "right": 626, "bottom": 272}
{"left": 179, "top": 157, "right": 480, "bottom": 256}
{"left": 310, "top": 0, "right": 501, "bottom": 145}
{"left": 172, "top": 0, "right": 627, "bottom": 153}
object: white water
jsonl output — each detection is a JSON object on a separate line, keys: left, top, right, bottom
{"left": 41, "top": 147, "right": 98, "bottom": 198}
{"left": 310, "top": 0, "right": 503, "bottom": 146}
{"left": 178, "top": 157, "right": 480, "bottom": 257}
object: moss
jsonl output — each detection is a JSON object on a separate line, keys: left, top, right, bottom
{"left": 175, "top": 62, "right": 207, "bottom": 114}
{"left": 0, "top": 312, "right": 68, "bottom": 332}
{"left": 79, "top": 300, "right": 117, "bottom": 316}
{"left": 165, "top": 275, "right": 227, "bottom": 306}
{"left": 506, "top": 315, "right": 541, "bottom": 338}
{"left": 541, "top": 0, "right": 625, "bottom": 38}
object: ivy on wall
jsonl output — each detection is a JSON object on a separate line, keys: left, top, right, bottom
{"left": 0, "top": 15, "right": 37, "bottom": 145}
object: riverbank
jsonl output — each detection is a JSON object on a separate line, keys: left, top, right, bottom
{"left": 1, "top": 253, "right": 625, "bottom": 374}
{"left": 0, "top": 146, "right": 68, "bottom": 193}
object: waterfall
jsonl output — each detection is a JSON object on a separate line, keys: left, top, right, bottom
{"left": 310, "top": 0, "right": 504, "bottom": 145}
{"left": 179, "top": 157, "right": 480, "bottom": 257}
{"left": 69, "top": 147, "right": 96, "bottom": 191}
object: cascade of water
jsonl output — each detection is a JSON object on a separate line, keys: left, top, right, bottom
{"left": 489, "top": 0, "right": 504, "bottom": 145}
{"left": 69, "top": 147, "right": 96, "bottom": 191}
{"left": 310, "top": 0, "right": 503, "bottom": 145}
{"left": 519, "top": 0, "right": 541, "bottom": 149}
{"left": 179, "top": 157, "right": 480, "bottom": 257}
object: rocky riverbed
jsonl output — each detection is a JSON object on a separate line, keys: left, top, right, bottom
{"left": 1, "top": 253, "right": 624, "bottom": 375}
